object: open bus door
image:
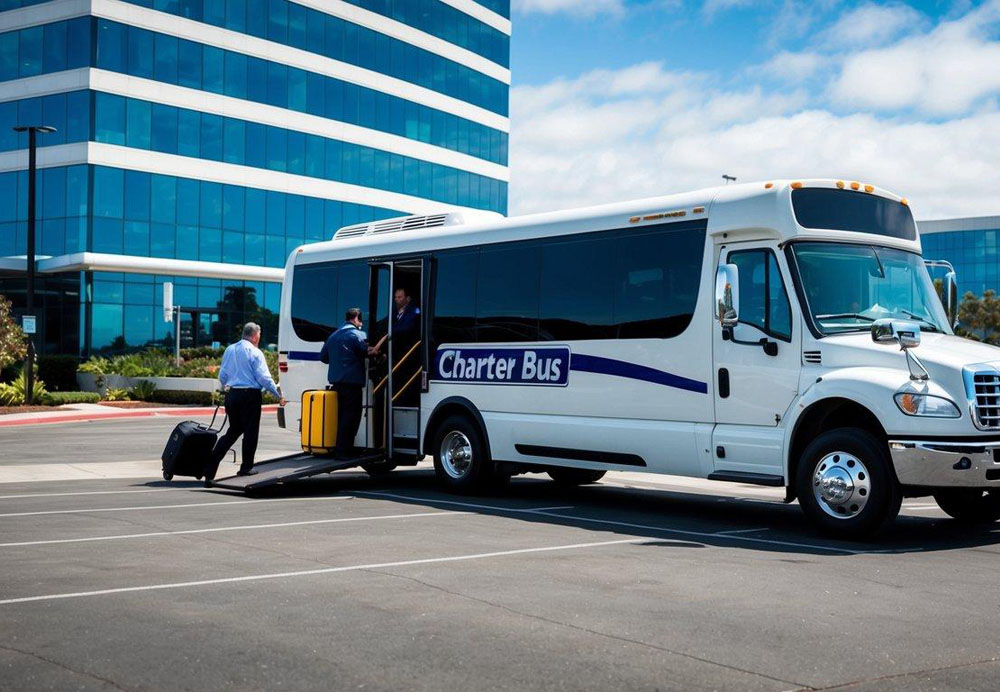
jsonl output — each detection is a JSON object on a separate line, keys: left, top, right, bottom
{"left": 367, "top": 259, "right": 426, "bottom": 463}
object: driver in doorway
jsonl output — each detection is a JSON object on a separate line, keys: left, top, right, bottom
{"left": 320, "top": 308, "right": 377, "bottom": 459}
{"left": 393, "top": 287, "right": 420, "bottom": 354}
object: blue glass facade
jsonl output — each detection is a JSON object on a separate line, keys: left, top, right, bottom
{"left": 921, "top": 222, "right": 1000, "bottom": 299}
{"left": 0, "top": 1, "right": 510, "bottom": 356}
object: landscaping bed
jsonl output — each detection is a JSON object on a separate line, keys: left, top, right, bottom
{"left": 0, "top": 406, "right": 54, "bottom": 415}
{"left": 98, "top": 401, "right": 186, "bottom": 409}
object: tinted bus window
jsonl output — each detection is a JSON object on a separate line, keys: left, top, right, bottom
{"left": 612, "top": 225, "right": 703, "bottom": 338}
{"left": 792, "top": 188, "right": 916, "bottom": 240}
{"left": 432, "top": 249, "right": 478, "bottom": 348}
{"left": 290, "top": 261, "right": 338, "bottom": 342}
{"left": 476, "top": 242, "right": 541, "bottom": 342}
{"left": 540, "top": 236, "right": 615, "bottom": 340}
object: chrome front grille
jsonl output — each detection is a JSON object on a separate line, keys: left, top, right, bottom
{"left": 973, "top": 372, "right": 1000, "bottom": 429}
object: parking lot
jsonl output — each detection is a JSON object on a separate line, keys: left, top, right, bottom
{"left": 2, "top": 416, "right": 1000, "bottom": 691}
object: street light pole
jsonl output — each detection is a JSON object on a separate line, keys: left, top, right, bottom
{"left": 13, "top": 125, "right": 56, "bottom": 405}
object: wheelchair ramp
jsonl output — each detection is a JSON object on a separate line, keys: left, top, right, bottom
{"left": 211, "top": 451, "right": 384, "bottom": 491}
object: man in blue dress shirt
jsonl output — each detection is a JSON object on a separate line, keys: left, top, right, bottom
{"left": 320, "top": 308, "right": 375, "bottom": 458}
{"left": 206, "top": 322, "right": 285, "bottom": 481}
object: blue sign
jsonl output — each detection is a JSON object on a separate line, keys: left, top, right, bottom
{"left": 434, "top": 347, "right": 570, "bottom": 386}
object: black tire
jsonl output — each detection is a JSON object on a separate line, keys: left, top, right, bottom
{"left": 431, "top": 414, "right": 500, "bottom": 493}
{"left": 547, "top": 468, "right": 606, "bottom": 486}
{"left": 162, "top": 471, "right": 173, "bottom": 481}
{"left": 795, "top": 427, "right": 901, "bottom": 539}
{"left": 933, "top": 489, "right": 1000, "bottom": 523}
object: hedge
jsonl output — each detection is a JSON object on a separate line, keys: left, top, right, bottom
{"left": 42, "top": 391, "right": 100, "bottom": 405}
{"left": 38, "top": 355, "right": 80, "bottom": 392}
{"left": 150, "top": 389, "right": 215, "bottom": 405}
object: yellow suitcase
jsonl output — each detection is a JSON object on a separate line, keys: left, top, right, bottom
{"left": 301, "top": 389, "right": 338, "bottom": 455}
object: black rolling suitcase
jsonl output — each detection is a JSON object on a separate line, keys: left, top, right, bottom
{"left": 161, "top": 406, "right": 227, "bottom": 481}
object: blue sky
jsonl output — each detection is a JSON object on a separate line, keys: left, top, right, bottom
{"left": 505, "top": 1, "right": 1000, "bottom": 218}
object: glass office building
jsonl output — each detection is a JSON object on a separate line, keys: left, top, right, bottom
{"left": 920, "top": 215, "right": 1000, "bottom": 299}
{"left": 0, "top": 0, "right": 510, "bottom": 355}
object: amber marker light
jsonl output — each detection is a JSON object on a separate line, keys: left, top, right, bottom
{"left": 836, "top": 180, "right": 845, "bottom": 189}
{"left": 864, "top": 184, "right": 874, "bottom": 193}
{"left": 692, "top": 206, "right": 706, "bottom": 213}
{"left": 790, "top": 181, "right": 803, "bottom": 189}
{"left": 850, "top": 181, "right": 860, "bottom": 190}
{"left": 900, "top": 198, "right": 909, "bottom": 206}
{"left": 764, "top": 182, "right": 773, "bottom": 189}
{"left": 629, "top": 216, "right": 641, "bottom": 223}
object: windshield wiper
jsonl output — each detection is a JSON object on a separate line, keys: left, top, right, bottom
{"left": 897, "top": 309, "right": 940, "bottom": 332}
{"left": 816, "top": 313, "right": 875, "bottom": 322}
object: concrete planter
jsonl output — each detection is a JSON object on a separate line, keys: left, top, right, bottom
{"left": 76, "top": 373, "right": 219, "bottom": 394}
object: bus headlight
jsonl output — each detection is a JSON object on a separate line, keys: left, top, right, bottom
{"left": 894, "top": 393, "right": 961, "bottom": 418}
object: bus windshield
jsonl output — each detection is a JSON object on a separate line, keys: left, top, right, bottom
{"left": 791, "top": 242, "right": 950, "bottom": 335}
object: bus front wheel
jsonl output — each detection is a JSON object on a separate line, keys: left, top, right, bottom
{"left": 795, "top": 427, "right": 901, "bottom": 538}
{"left": 432, "top": 414, "right": 500, "bottom": 493}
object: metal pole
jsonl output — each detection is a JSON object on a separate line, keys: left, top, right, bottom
{"left": 174, "top": 306, "right": 181, "bottom": 367}
{"left": 25, "top": 128, "right": 36, "bottom": 405}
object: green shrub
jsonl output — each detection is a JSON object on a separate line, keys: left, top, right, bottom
{"left": 78, "top": 356, "right": 110, "bottom": 375}
{"left": 0, "top": 369, "right": 47, "bottom": 406}
{"left": 131, "top": 379, "right": 157, "bottom": 401}
{"left": 150, "top": 389, "right": 215, "bottom": 405}
{"left": 37, "top": 355, "right": 80, "bottom": 392}
{"left": 104, "top": 387, "right": 131, "bottom": 401}
{"left": 109, "top": 350, "right": 173, "bottom": 377}
{"left": 180, "top": 346, "right": 225, "bottom": 360}
{"left": 42, "top": 391, "right": 101, "bottom": 405}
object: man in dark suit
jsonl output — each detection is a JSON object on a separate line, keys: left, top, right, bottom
{"left": 393, "top": 288, "right": 420, "bottom": 353}
{"left": 319, "top": 308, "right": 376, "bottom": 458}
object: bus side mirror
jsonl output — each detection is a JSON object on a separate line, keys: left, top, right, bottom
{"left": 715, "top": 264, "right": 739, "bottom": 330}
{"left": 945, "top": 271, "right": 958, "bottom": 328}
{"left": 872, "top": 319, "right": 921, "bottom": 349}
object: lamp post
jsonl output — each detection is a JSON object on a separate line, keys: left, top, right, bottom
{"left": 12, "top": 125, "right": 56, "bottom": 405}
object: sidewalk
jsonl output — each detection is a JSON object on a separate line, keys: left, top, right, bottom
{"left": 0, "top": 403, "right": 280, "bottom": 428}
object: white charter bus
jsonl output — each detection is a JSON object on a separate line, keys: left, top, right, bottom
{"left": 277, "top": 179, "right": 1000, "bottom": 538}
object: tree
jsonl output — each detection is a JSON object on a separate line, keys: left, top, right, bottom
{"left": 956, "top": 290, "right": 1000, "bottom": 344}
{"left": 0, "top": 294, "right": 27, "bottom": 371}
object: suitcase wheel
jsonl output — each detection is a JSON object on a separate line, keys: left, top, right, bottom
{"left": 163, "top": 472, "right": 173, "bottom": 481}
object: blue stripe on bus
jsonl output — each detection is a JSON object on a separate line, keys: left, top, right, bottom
{"left": 291, "top": 349, "right": 707, "bottom": 393}
{"left": 569, "top": 353, "right": 708, "bottom": 394}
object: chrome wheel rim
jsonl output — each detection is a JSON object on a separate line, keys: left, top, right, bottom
{"left": 441, "top": 431, "right": 473, "bottom": 479}
{"left": 812, "top": 451, "right": 871, "bottom": 520}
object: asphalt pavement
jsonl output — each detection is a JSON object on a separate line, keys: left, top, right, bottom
{"left": 1, "top": 417, "right": 999, "bottom": 691}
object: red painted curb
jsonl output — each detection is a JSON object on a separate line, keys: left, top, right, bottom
{"left": 0, "top": 405, "right": 280, "bottom": 428}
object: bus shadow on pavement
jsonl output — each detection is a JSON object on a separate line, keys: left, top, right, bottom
{"left": 146, "top": 468, "right": 1000, "bottom": 557}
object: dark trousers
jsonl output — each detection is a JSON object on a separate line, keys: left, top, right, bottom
{"left": 210, "top": 388, "right": 262, "bottom": 474}
{"left": 332, "top": 382, "right": 363, "bottom": 454}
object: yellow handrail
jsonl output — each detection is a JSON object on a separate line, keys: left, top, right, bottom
{"left": 392, "top": 368, "right": 424, "bottom": 403}
{"left": 372, "top": 340, "right": 422, "bottom": 395}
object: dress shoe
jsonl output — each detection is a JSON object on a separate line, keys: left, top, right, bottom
{"left": 236, "top": 469, "right": 258, "bottom": 477}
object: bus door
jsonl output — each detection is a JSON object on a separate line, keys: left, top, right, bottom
{"left": 367, "top": 259, "right": 426, "bottom": 459}
{"left": 712, "top": 244, "right": 800, "bottom": 475}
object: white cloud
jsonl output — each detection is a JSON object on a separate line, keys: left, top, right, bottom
{"left": 753, "top": 51, "right": 824, "bottom": 83}
{"left": 702, "top": 0, "right": 758, "bottom": 18}
{"left": 509, "top": 60, "right": 1000, "bottom": 218}
{"left": 819, "top": 2, "right": 924, "bottom": 48}
{"left": 512, "top": 0, "right": 625, "bottom": 17}
{"left": 830, "top": 0, "right": 1000, "bottom": 114}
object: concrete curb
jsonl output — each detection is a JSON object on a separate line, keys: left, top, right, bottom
{"left": 0, "top": 405, "right": 280, "bottom": 428}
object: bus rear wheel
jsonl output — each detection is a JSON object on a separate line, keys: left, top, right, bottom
{"left": 795, "top": 427, "right": 901, "bottom": 538}
{"left": 933, "top": 489, "right": 1000, "bottom": 523}
{"left": 547, "top": 468, "right": 606, "bottom": 486}
{"left": 432, "top": 414, "right": 500, "bottom": 493}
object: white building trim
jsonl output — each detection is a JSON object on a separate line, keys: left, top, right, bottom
{"left": 0, "top": 71, "right": 508, "bottom": 180}
{"left": 0, "top": 0, "right": 509, "bottom": 130}
{"left": 281, "top": 0, "right": 509, "bottom": 79}
{"left": 439, "top": 0, "right": 511, "bottom": 34}
{"left": 918, "top": 216, "right": 1000, "bottom": 235}
{"left": 0, "top": 142, "right": 490, "bottom": 216}
{"left": 0, "top": 253, "right": 285, "bottom": 282}
{"left": 0, "top": 0, "right": 89, "bottom": 31}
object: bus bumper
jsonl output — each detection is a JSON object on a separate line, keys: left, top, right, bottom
{"left": 889, "top": 439, "right": 1000, "bottom": 487}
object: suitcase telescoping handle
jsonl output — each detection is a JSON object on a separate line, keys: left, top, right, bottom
{"left": 208, "top": 404, "right": 228, "bottom": 433}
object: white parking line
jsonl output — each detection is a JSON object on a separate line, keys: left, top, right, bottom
{"left": 357, "top": 491, "right": 870, "bottom": 555}
{"left": 0, "top": 495, "right": 355, "bottom": 518}
{"left": 0, "top": 537, "right": 648, "bottom": 606}
{"left": 0, "top": 510, "right": 469, "bottom": 547}
{"left": 357, "top": 491, "right": 574, "bottom": 515}
{"left": 0, "top": 488, "right": 180, "bottom": 500}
